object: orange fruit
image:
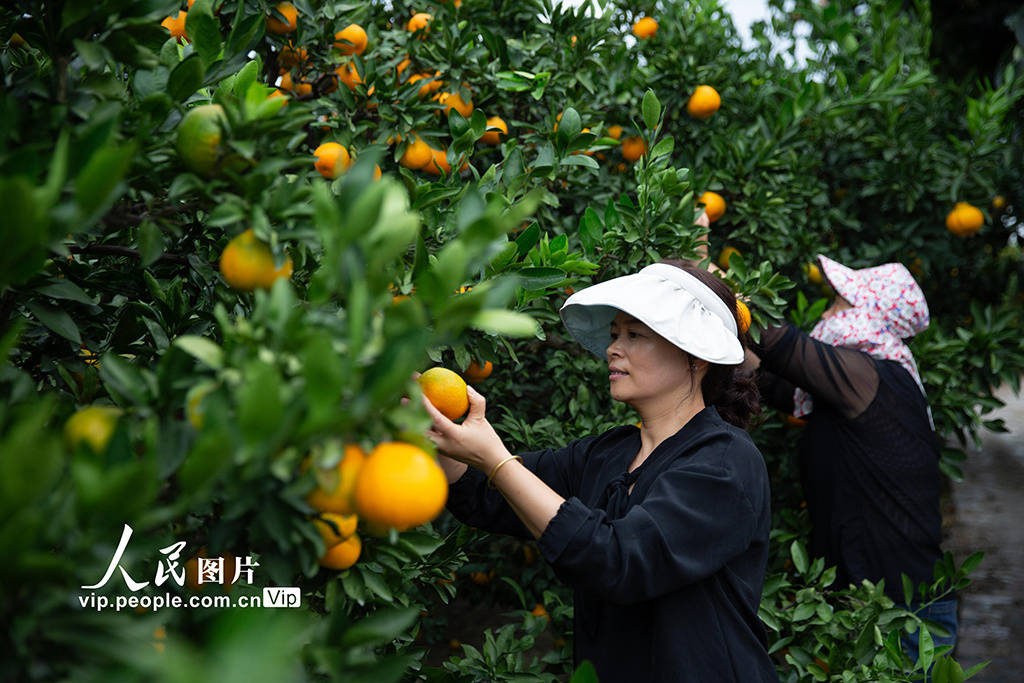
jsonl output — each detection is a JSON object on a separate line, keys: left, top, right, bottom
{"left": 334, "top": 62, "right": 363, "bottom": 91}
{"left": 408, "top": 71, "right": 442, "bottom": 97}
{"left": 437, "top": 90, "right": 473, "bottom": 117}
{"left": 266, "top": 2, "right": 298, "bottom": 35}
{"left": 784, "top": 414, "right": 808, "bottom": 428}
{"left": 607, "top": 124, "right": 623, "bottom": 140}
{"left": 992, "top": 195, "right": 1007, "bottom": 210}
{"left": 481, "top": 116, "right": 508, "bottom": 145}
{"left": 9, "top": 33, "right": 27, "bottom": 49}
{"left": 632, "top": 16, "right": 658, "bottom": 39}
{"left": 469, "top": 570, "right": 494, "bottom": 585}
{"left": 697, "top": 190, "right": 726, "bottom": 222}
{"left": 334, "top": 23, "right": 367, "bottom": 55}
{"left": 306, "top": 444, "right": 367, "bottom": 515}
{"left": 396, "top": 55, "right": 412, "bottom": 79}
{"left": 407, "top": 12, "right": 432, "bottom": 35}
{"left": 400, "top": 135, "right": 433, "bottom": 170}
{"left": 160, "top": 11, "right": 188, "bottom": 42}
{"left": 219, "top": 229, "right": 293, "bottom": 292}
{"left": 314, "top": 512, "right": 359, "bottom": 547}
{"left": 687, "top": 85, "right": 721, "bottom": 119}
{"left": 319, "top": 533, "right": 361, "bottom": 569}
{"left": 64, "top": 406, "right": 121, "bottom": 453}
{"left": 418, "top": 367, "right": 469, "bottom": 420}
{"left": 945, "top": 202, "right": 984, "bottom": 237}
{"left": 354, "top": 442, "right": 448, "bottom": 532}
{"left": 176, "top": 104, "right": 227, "bottom": 177}
{"left": 464, "top": 360, "right": 493, "bottom": 382}
{"left": 735, "top": 300, "right": 751, "bottom": 333}
{"left": 279, "top": 43, "right": 307, "bottom": 67}
{"left": 313, "top": 142, "right": 352, "bottom": 179}
{"left": 531, "top": 603, "right": 550, "bottom": 621}
{"left": 267, "top": 89, "right": 289, "bottom": 105}
{"left": 718, "top": 245, "right": 740, "bottom": 269}
{"left": 621, "top": 136, "right": 646, "bottom": 162}
{"left": 277, "top": 70, "right": 312, "bottom": 96}
{"left": 804, "top": 262, "right": 823, "bottom": 284}
{"left": 423, "top": 147, "right": 454, "bottom": 176}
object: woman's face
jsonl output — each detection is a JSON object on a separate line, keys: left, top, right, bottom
{"left": 606, "top": 311, "right": 696, "bottom": 407}
{"left": 822, "top": 294, "right": 853, "bottom": 319}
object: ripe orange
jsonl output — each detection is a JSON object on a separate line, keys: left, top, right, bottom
{"left": 219, "top": 229, "right": 293, "bottom": 292}
{"left": 945, "top": 202, "right": 984, "bottom": 237}
{"left": 718, "top": 245, "right": 740, "bottom": 269}
{"left": 306, "top": 444, "right": 367, "bottom": 515}
{"left": 396, "top": 55, "right": 412, "bottom": 79}
{"left": 687, "top": 85, "right": 721, "bottom": 119}
{"left": 319, "top": 533, "right": 361, "bottom": 569}
{"left": 469, "top": 569, "right": 494, "bottom": 585}
{"left": 65, "top": 405, "right": 121, "bottom": 453}
{"left": 354, "top": 442, "right": 448, "bottom": 532}
{"left": 423, "top": 147, "right": 455, "bottom": 176}
{"left": 334, "top": 23, "right": 367, "bottom": 55}
{"left": 334, "top": 62, "right": 363, "bottom": 91}
{"left": 804, "top": 262, "right": 823, "bottom": 284}
{"left": 161, "top": 11, "right": 189, "bottom": 42}
{"left": 621, "top": 136, "right": 646, "bottom": 162}
{"left": 279, "top": 43, "right": 307, "bottom": 67}
{"left": 277, "top": 70, "right": 311, "bottom": 96}
{"left": 400, "top": 135, "right": 433, "bottom": 170}
{"left": 314, "top": 512, "right": 358, "bottom": 547}
{"left": 735, "top": 300, "right": 751, "bottom": 333}
{"left": 464, "top": 360, "right": 493, "bottom": 382}
{"left": 607, "top": 124, "right": 623, "bottom": 140}
{"left": 418, "top": 367, "right": 469, "bottom": 420}
{"left": 408, "top": 71, "right": 442, "bottom": 97}
{"left": 697, "top": 190, "right": 726, "bottom": 222}
{"left": 481, "top": 116, "right": 508, "bottom": 145}
{"left": 437, "top": 90, "right": 473, "bottom": 117}
{"left": 313, "top": 142, "right": 352, "bottom": 179}
{"left": 176, "top": 104, "right": 227, "bottom": 177}
{"left": 531, "top": 603, "right": 550, "bottom": 621}
{"left": 266, "top": 2, "right": 298, "bottom": 35}
{"left": 632, "top": 16, "right": 658, "bottom": 39}
{"left": 407, "top": 12, "right": 433, "bottom": 35}
{"left": 992, "top": 195, "right": 1007, "bottom": 210}
{"left": 784, "top": 414, "right": 808, "bottom": 428}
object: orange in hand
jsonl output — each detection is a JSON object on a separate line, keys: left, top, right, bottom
{"left": 418, "top": 367, "right": 469, "bottom": 420}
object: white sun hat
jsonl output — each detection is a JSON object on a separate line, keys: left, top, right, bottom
{"left": 559, "top": 263, "right": 744, "bottom": 365}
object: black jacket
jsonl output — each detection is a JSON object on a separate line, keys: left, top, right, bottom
{"left": 446, "top": 407, "right": 778, "bottom": 682}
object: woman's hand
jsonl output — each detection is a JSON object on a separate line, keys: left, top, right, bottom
{"left": 423, "top": 385, "right": 510, "bottom": 475}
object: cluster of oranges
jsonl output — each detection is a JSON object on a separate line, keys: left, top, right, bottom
{"left": 305, "top": 440, "right": 447, "bottom": 570}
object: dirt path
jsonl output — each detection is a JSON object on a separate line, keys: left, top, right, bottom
{"left": 944, "top": 383, "right": 1024, "bottom": 681}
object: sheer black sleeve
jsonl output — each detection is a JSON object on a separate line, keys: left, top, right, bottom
{"left": 752, "top": 324, "right": 879, "bottom": 420}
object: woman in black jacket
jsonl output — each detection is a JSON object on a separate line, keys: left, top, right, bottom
{"left": 422, "top": 260, "right": 778, "bottom": 682}
{"left": 746, "top": 254, "right": 957, "bottom": 667}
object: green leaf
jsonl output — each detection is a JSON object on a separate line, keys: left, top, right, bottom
{"left": 557, "top": 107, "right": 582, "bottom": 144}
{"left": 98, "top": 353, "right": 149, "bottom": 405}
{"left": 569, "top": 661, "right": 599, "bottom": 683}
{"left": 137, "top": 222, "right": 164, "bottom": 266}
{"left": 173, "top": 335, "right": 224, "bottom": 369}
{"left": 518, "top": 267, "right": 566, "bottom": 291}
{"left": 167, "top": 54, "right": 205, "bottom": 102}
{"left": 26, "top": 301, "right": 81, "bottom": 344}
{"left": 186, "top": 0, "right": 222, "bottom": 69}
{"left": 649, "top": 136, "right": 674, "bottom": 159}
{"left": 74, "top": 141, "right": 137, "bottom": 221}
{"left": 470, "top": 310, "right": 541, "bottom": 337}
{"left": 359, "top": 566, "right": 394, "bottom": 602}
{"left": 642, "top": 89, "right": 662, "bottom": 130}
{"left": 339, "top": 607, "right": 419, "bottom": 648}
{"left": 396, "top": 531, "right": 444, "bottom": 558}
{"left": 790, "top": 540, "right": 809, "bottom": 574}
{"left": 917, "top": 622, "right": 935, "bottom": 673}
{"left": 35, "top": 280, "right": 95, "bottom": 305}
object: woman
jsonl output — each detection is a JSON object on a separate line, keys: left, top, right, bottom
{"left": 746, "top": 255, "right": 956, "bottom": 663}
{"left": 423, "top": 261, "right": 778, "bottom": 682}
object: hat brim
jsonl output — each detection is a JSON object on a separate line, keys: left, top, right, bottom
{"left": 559, "top": 265, "right": 745, "bottom": 365}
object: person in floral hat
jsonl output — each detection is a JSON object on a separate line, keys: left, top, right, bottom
{"left": 745, "top": 254, "right": 956, "bottom": 666}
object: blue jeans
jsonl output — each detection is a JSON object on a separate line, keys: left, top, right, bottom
{"left": 900, "top": 598, "right": 958, "bottom": 678}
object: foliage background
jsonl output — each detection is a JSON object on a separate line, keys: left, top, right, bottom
{"left": 1, "top": 0, "right": 1022, "bottom": 681}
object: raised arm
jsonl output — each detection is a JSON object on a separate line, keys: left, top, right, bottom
{"left": 753, "top": 324, "right": 879, "bottom": 419}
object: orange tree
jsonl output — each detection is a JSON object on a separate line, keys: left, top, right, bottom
{"left": 1, "top": 0, "right": 1022, "bottom": 680}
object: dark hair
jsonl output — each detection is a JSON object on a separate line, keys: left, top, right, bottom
{"left": 660, "top": 259, "right": 761, "bottom": 429}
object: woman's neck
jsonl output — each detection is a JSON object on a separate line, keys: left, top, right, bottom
{"left": 631, "top": 395, "right": 706, "bottom": 470}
